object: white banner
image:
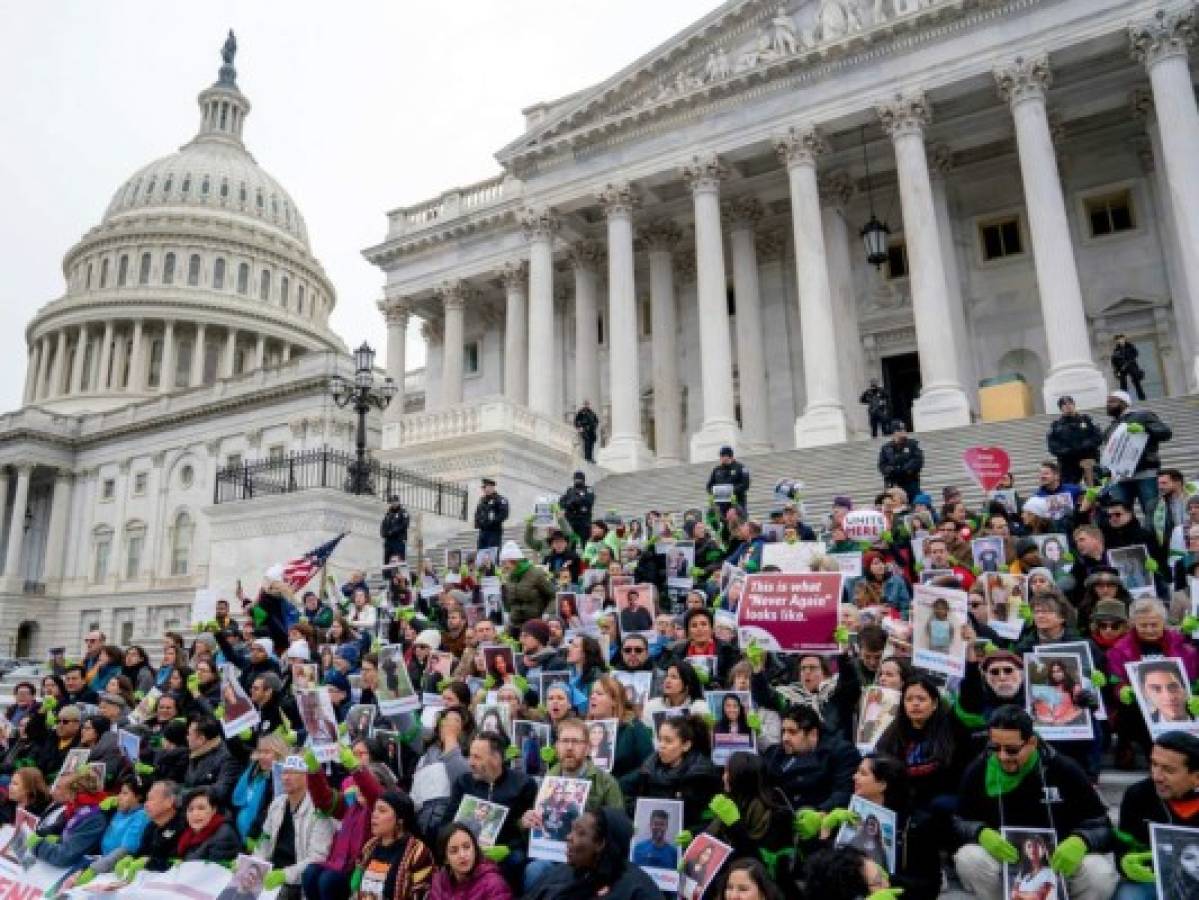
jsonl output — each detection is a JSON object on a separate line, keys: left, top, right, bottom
{"left": 1100, "top": 423, "right": 1150, "bottom": 480}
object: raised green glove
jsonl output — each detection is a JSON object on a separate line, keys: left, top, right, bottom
{"left": 214, "top": 704, "right": 226, "bottom": 720}
{"left": 483, "top": 675, "right": 497, "bottom": 690}
{"left": 437, "top": 678, "right": 450, "bottom": 692}
{"left": 880, "top": 530, "right": 894, "bottom": 544}
{"left": 866, "top": 890, "right": 904, "bottom": 900}
{"left": 250, "top": 606, "right": 267, "bottom": 627}
{"left": 1144, "top": 558, "right": 1159, "bottom": 574}
{"left": 822, "top": 808, "right": 859, "bottom": 831}
{"left": 349, "top": 867, "right": 363, "bottom": 892}
{"left": 75, "top": 868, "right": 97, "bottom": 886}
{"left": 99, "top": 796, "right": 119, "bottom": 811}
{"left": 745, "top": 641, "right": 765, "bottom": 671}
{"left": 979, "top": 827, "right": 1019, "bottom": 864}
{"left": 504, "top": 746, "right": 519, "bottom": 761}
{"left": 747, "top": 712, "right": 762, "bottom": 732}
{"left": 1050, "top": 835, "right": 1087, "bottom": 876}
{"left": 1120, "top": 850, "right": 1154, "bottom": 883}
{"left": 675, "top": 829, "right": 693, "bottom": 848}
{"left": 1018, "top": 602, "right": 1033, "bottom": 623}
{"left": 338, "top": 744, "right": 360, "bottom": 771}
{"left": 709, "top": 794, "right": 740, "bottom": 827}
{"left": 540, "top": 746, "right": 557, "bottom": 766}
{"left": 40, "top": 695, "right": 58, "bottom": 713}
{"left": 482, "top": 845, "right": 510, "bottom": 862}
{"left": 694, "top": 665, "right": 710, "bottom": 686}
{"left": 833, "top": 625, "right": 850, "bottom": 647}
{"left": 1119, "top": 685, "right": 1135, "bottom": 705}
{"left": 1188, "top": 696, "right": 1199, "bottom": 717}
{"left": 1125, "top": 422, "right": 1145, "bottom": 434}
{"left": 689, "top": 566, "right": 704, "bottom": 580}
{"left": 187, "top": 674, "right": 200, "bottom": 696}
{"left": 25, "top": 834, "right": 44, "bottom": 849}
{"left": 302, "top": 747, "right": 320, "bottom": 774}
{"left": 1090, "top": 670, "right": 1107, "bottom": 688}
{"left": 45, "top": 712, "right": 57, "bottom": 728}
{"left": 794, "top": 809, "right": 822, "bottom": 840}
{"left": 134, "top": 762, "right": 154, "bottom": 776}
{"left": 239, "top": 727, "right": 254, "bottom": 741}
{"left": 1183, "top": 615, "right": 1199, "bottom": 634}
{"left": 513, "top": 675, "right": 529, "bottom": 695}
{"left": 397, "top": 608, "right": 416, "bottom": 622}
{"left": 264, "top": 870, "right": 287, "bottom": 890}
{"left": 43, "top": 835, "right": 59, "bottom": 845}
{"left": 337, "top": 722, "right": 348, "bottom": 737}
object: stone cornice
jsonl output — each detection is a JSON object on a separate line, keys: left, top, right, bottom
{"left": 362, "top": 205, "right": 521, "bottom": 267}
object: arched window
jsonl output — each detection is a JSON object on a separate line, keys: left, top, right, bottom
{"left": 117, "top": 255, "right": 129, "bottom": 287}
{"left": 271, "top": 196, "right": 279, "bottom": 217}
{"left": 182, "top": 174, "right": 191, "bottom": 194}
{"left": 280, "top": 276, "right": 289, "bottom": 309}
{"left": 163, "top": 175, "right": 173, "bottom": 195}
{"left": 138, "top": 253, "right": 151, "bottom": 285}
{"left": 220, "top": 178, "right": 229, "bottom": 200}
{"left": 259, "top": 269, "right": 271, "bottom": 301}
{"left": 99, "top": 258, "right": 109, "bottom": 289}
{"left": 256, "top": 190, "right": 264, "bottom": 210}
{"left": 201, "top": 176, "right": 210, "bottom": 196}
{"left": 162, "top": 252, "right": 176, "bottom": 285}
{"left": 213, "top": 258, "right": 226, "bottom": 290}
{"left": 85, "top": 263, "right": 93, "bottom": 290}
{"left": 237, "top": 262, "right": 249, "bottom": 295}
{"left": 239, "top": 183, "right": 247, "bottom": 205}
{"left": 145, "top": 176, "right": 156, "bottom": 197}
{"left": 171, "top": 511, "right": 193, "bottom": 576}
{"left": 187, "top": 254, "right": 201, "bottom": 286}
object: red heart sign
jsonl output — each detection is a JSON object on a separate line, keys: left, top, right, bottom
{"left": 962, "top": 446, "right": 1011, "bottom": 493}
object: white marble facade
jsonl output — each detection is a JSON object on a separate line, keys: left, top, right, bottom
{"left": 367, "top": 0, "right": 1199, "bottom": 470}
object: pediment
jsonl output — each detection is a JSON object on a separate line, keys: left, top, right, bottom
{"left": 497, "top": 0, "right": 973, "bottom": 170}
{"left": 1096, "top": 296, "right": 1169, "bottom": 316}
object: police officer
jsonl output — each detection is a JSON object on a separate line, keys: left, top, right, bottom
{"left": 859, "top": 378, "right": 892, "bottom": 438}
{"left": 379, "top": 495, "right": 410, "bottom": 565}
{"left": 573, "top": 400, "right": 600, "bottom": 463}
{"left": 559, "top": 471, "right": 595, "bottom": 541}
{"left": 877, "top": 421, "right": 924, "bottom": 501}
{"left": 474, "top": 478, "right": 509, "bottom": 551}
{"left": 1046, "top": 395, "right": 1101, "bottom": 486}
{"left": 707, "top": 445, "right": 750, "bottom": 513}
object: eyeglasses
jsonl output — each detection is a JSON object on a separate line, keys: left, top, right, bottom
{"left": 988, "top": 741, "right": 1028, "bottom": 757}
{"left": 622, "top": 646, "right": 646, "bottom": 654}
{"left": 987, "top": 666, "right": 1017, "bottom": 676}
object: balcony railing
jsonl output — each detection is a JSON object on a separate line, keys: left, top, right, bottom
{"left": 213, "top": 446, "right": 469, "bottom": 520}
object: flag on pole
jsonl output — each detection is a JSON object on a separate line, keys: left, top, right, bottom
{"left": 281, "top": 534, "right": 346, "bottom": 591}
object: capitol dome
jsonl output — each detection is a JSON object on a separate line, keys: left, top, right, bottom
{"left": 23, "top": 32, "right": 345, "bottom": 415}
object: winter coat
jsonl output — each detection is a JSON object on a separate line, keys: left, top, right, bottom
{"left": 878, "top": 439, "right": 924, "bottom": 485}
{"left": 559, "top": 485, "right": 595, "bottom": 531}
{"left": 1101, "top": 408, "right": 1172, "bottom": 477}
{"left": 381, "top": 506, "right": 410, "bottom": 548}
{"left": 524, "top": 859, "right": 662, "bottom": 900}
{"left": 428, "top": 860, "right": 513, "bottom": 900}
{"left": 1111, "top": 341, "right": 1144, "bottom": 379}
{"left": 412, "top": 746, "right": 470, "bottom": 841}
{"left": 1106, "top": 627, "right": 1199, "bottom": 687}
{"left": 32, "top": 802, "right": 106, "bottom": 868}
{"left": 612, "top": 719, "right": 654, "bottom": 782}
{"left": 183, "top": 741, "right": 243, "bottom": 810}
{"left": 356, "top": 834, "right": 435, "bottom": 900}
{"left": 707, "top": 460, "right": 751, "bottom": 509}
{"left": 760, "top": 732, "right": 860, "bottom": 812}
{"left": 473, "top": 494, "right": 509, "bottom": 533}
{"left": 86, "top": 732, "right": 126, "bottom": 787}
{"left": 308, "top": 765, "right": 383, "bottom": 874}
{"left": 625, "top": 749, "right": 721, "bottom": 830}
{"left": 231, "top": 765, "right": 275, "bottom": 840}
{"left": 544, "top": 760, "right": 623, "bottom": 814}
{"left": 99, "top": 806, "right": 149, "bottom": 857}
{"left": 252, "top": 793, "right": 335, "bottom": 884}
{"left": 447, "top": 767, "right": 537, "bottom": 849}
{"left": 1119, "top": 775, "right": 1199, "bottom": 848}
{"left": 136, "top": 809, "right": 186, "bottom": 872}
{"left": 502, "top": 562, "right": 553, "bottom": 629}
{"left": 1047, "top": 413, "right": 1102, "bottom": 465}
{"left": 179, "top": 819, "right": 241, "bottom": 863}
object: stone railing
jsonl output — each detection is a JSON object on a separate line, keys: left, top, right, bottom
{"left": 386, "top": 396, "right": 577, "bottom": 456}
{"left": 385, "top": 175, "right": 519, "bottom": 239}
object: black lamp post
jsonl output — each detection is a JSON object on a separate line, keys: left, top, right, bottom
{"left": 329, "top": 342, "right": 396, "bottom": 495}
{"left": 859, "top": 126, "right": 891, "bottom": 268}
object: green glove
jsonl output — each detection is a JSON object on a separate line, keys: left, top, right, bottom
{"left": 979, "top": 827, "right": 1019, "bottom": 864}
{"left": 1018, "top": 602, "right": 1033, "bottom": 623}
{"left": 745, "top": 641, "right": 765, "bottom": 671}
{"left": 134, "top": 762, "right": 154, "bottom": 776}
{"left": 303, "top": 747, "right": 320, "bottom": 774}
{"left": 513, "top": 675, "right": 529, "bottom": 694}
{"left": 1090, "top": 670, "right": 1107, "bottom": 688}
{"left": 437, "top": 678, "right": 450, "bottom": 692}
{"left": 709, "top": 794, "right": 740, "bottom": 826}
{"left": 337, "top": 722, "right": 348, "bottom": 737}
{"left": 99, "top": 796, "right": 119, "bottom": 811}
{"left": 1125, "top": 422, "right": 1145, "bottom": 434}
{"left": 675, "top": 829, "right": 693, "bottom": 848}
{"left": 1144, "top": 558, "right": 1159, "bottom": 574}
{"left": 482, "top": 845, "right": 510, "bottom": 862}
{"left": 40, "top": 695, "right": 58, "bottom": 713}
{"left": 880, "top": 530, "right": 894, "bottom": 544}
{"left": 399, "top": 721, "right": 422, "bottom": 744}
{"left": 866, "top": 890, "right": 904, "bottom": 900}
{"left": 264, "top": 870, "right": 287, "bottom": 890}
{"left": 114, "top": 857, "right": 132, "bottom": 880}
{"left": 1182, "top": 615, "right": 1199, "bottom": 634}
{"left": 133, "top": 690, "right": 145, "bottom": 701}
{"left": 43, "top": 835, "right": 60, "bottom": 845}
{"left": 1188, "top": 696, "right": 1199, "bottom": 717}
{"left": 397, "top": 608, "right": 416, "bottom": 623}
{"left": 45, "top": 712, "right": 57, "bottom": 728}
{"left": 186, "top": 674, "right": 200, "bottom": 696}
{"left": 689, "top": 566, "right": 705, "bottom": 580}
{"left": 747, "top": 712, "right": 762, "bottom": 732}
{"left": 246, "top": 837, "right": 260, "bottom": 853}
{"left": 239, "top": 727, "right": 254, "bottom": 741}
{"left": 540, "top": 746, "right": 557, "bottom": 766}
{"left": 794, "top": 809, "right": 822, "bottom": 840}
{"left": 483, "top": 675, "right": 497, "bottom": 690}
{"left": 1119, "top": 685, "right": 1135, "bottom": 705}
{"left": 251, "top": 606, "right": 267, "bottom": 627}
{"left": 504, "top": 746, "right": 519, "bottom": 761}
{"left": 75, "top": 868, "right": 97, "bottom": 886}
{"left": 694, "top": 665, "right": 710, "bottom": 686}
{"left": 822, "top": 808, "right": 859, "bottom": 831}
{"left": 214, "top": 704, "right": 226, "bottom": 720}
{"left": 349, "top": 867, "right": 363, "bottom": 893}
{"left": 1050, "top": 835, "right": 1087, "bottom": 876}
{"left": 833, "top": 625, "right": 850, "bottom": 647}
{"left": 338, "top": 744, "right": 360, "bottom": 771}
{"left": 25, "top": 834, "right": 43, "bottom": 849}
{"left": 1121, "top": 850, "right": 1154, "bottom": 883}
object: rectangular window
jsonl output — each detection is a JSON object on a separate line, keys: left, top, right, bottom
{"left": 268, "top": 444, "right": 285, "bottom": 463}
{"left": 886, "top": 242, "right": 909, "bottom": 280}
{"left": 125, "top": 533, "right": 143, "bottom": 578}
{"left": 1085, "top": 190, "right": 1135, "bottom": 238}
{"left": 464, "top": 341, "right": 480, "bottom": 375}
{"left": 979, "top": 216, "right": 1023, "bottom": 261}
{"left": 133, "top": 472, "right": 148, "bottom": 495}
{"left": 147, "top": 339, "right": 163, "bottom": 389}
{"left": 101, "top": 479, "right": 115, "bottom": 501}
{"left": 226, "top": 453, "right": 242, "bottom": 471}
{"left": 93, "top": 541, "right": 110, "bottom": 582}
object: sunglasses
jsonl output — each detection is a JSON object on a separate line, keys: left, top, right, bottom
{"left": 987, "top": 666, "right": 1018, "bottom": 676}
{"left": 987, "top": 741, "right": 1028, "bottom": 757}
{"left": 1094, "top": 621, "right": 1124, "bottom": 631}
{"left": 622, "top": 646, "right": 646, "bottom": 654}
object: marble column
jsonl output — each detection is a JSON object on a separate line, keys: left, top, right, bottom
{"left": 127, "top": 319, "right": 146, "bottom": 391}
{"left": 639, "top": 221, "right": 685, "bottom": 465}
{"left": 569, "top": 242, "right": 604, "bottom": 413}
{"left": 96, "top": 322, "right": 114, "bottom": 392}
{"left": 500, "top": 262, "right": 529, "bottom": 405}
{"left": 68, "top": 327, "right": 87, "bottom": 395}
{"left": 523, "top": 209, "right": 558, "bottom": 419}
{"left": 682, "top": 153, "right": 741, "bottom": 460}
{"left": 223, "top": 328, "right": 237, "bottom": 378}
{"left": 42, "top": 470, "right": 72, "bottom": 583}
{"left": 775, "top": 127, "right": 850, "bottom": 445}
{"left": 723, "top": 196, "right": 772, "bottom": 453}
{"left": 160, "top": 322, "right": 177, "bottom": 392}
{"left": 3, "top": 465, "right": 31, "bottom": 580}
{"left": 995, "top": 57, "right": 1107, "bottom": 408}
{"left": 112, "top": 327, "right": 128, "bottom": 390}
{"left": 438, "top": 281, "right": 467, "bottom": 407}
{"left": 0, "top": 470, "right": 9, "bottom": 556}
{"left": 24, "top": 343, "right": 40, "bottom": 405}
{"left": 34, "top": 337, "right": 50, "bottom": 401}
{"left": 381, "top": 301, "right": 408, "bottom": 418}
{"left": 191, "top": 324, "right": 207, "bottom": 386}
{"left": 255, "top": 334, "right": 266, "bottom": 370}
{"left": 877, "top": 95, "right": 971, "bottom": 430}
{"left": 282, "top": 344, "right": 292, "bottom": 363}
{"left": 597, "top": 182, "right": 654, "bottom": 471}
{"left": 818, "top": 171, "right": 871, "bottom": 434}
{"left": 1131, "top": 10, "right": 1199, "bottom": 390}
{"left": 49, "top": 330, "right": 68, "bottom": 398}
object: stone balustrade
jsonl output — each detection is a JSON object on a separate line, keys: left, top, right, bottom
{"left": 386, "top": 175, "right": 517, "bottom": 239}
{"left": 385, "top": 395, "right": 576, "bottom": 455}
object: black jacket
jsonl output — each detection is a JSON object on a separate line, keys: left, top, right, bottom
{"left": 380, "top": 506, "right": 409, "bottom": 547}
{"left": 1111, "top": 342, "right": 1143, "bottom": 378}
{"left": 1047, "top": 414, "right": 1102, "bottom": 464}
{"left": 525, "top": 858, "right": 661, "bottom": 900}
{"left": 707, "top": 461, "right": 750, "bottom": 509}
{"left": 761, "top": 732, "right": 859, "bottom": 812}
{"left": 860, "top": 386, "right": 890, "bottom": 417}
{"left": 573, "top": 406, "right": 599, "bottom": 438}
{"left": 953, "top": 744, "right": 1114, "bottom": 852}
{"left": 138, "top": 809, "right": 187, "bottom": 872}
{"left": 1101, "top": 409, "right": 1172, "bottom": 476}
{"left": 183, "top": 742, "right": 243, "bottom": 810}
{"left": 559, "top": 485, "right": 595, "bottom": 527}
{"left": 1118, "top": 776, "right": 1199, "bottom": 847}
{"left": 448, "top": 767, "right": 537, "bottom": 848}
{"left": 625, "top": 750, "right": 722, "bottom": 830}
{"left": 179, "top": 820, "right": 241, "bottom": 863}
{"left": 474, "top": 494, "right": 509, "bottom": 533}
{"left": 878, "top": 439, "right": 923, "bottom": 484}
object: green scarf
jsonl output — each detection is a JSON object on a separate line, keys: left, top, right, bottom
{"left": 985, "top": 748, "right": 1040, "bottom": 797}
{"left": 509, "top": 559, "right": 531, "bottom": 581}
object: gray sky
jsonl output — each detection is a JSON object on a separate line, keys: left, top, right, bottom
{"left": 0, "top": 0, "right": 711, "bottom": 410}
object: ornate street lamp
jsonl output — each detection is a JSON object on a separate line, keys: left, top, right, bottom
{"left": 329, "top": 342, "right": 396, "bottom": 495}
{"left": 859, "top": 126, "right": 891, "bottom": 268}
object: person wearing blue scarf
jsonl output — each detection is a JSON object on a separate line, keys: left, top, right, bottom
{"left": 231, "top": 734, "right": 290, "bottom": 841}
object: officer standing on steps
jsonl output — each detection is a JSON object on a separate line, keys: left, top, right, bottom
{"left": 379, "top": 495, "right": 409, "bottom": 565}
{"left": 859, "top": 378, "right": 892, "bottom": 438}
{"left": 474, "top": 478, "right": 509, "bottom": 551}
{"left": 878, "top": 421, "right": 923, "bottom": 502}
{"left": 573, "top": 400, "right": 599, "bottom": 464}
{"left": 707, "top": 445, "right": 750, "bottom": 514}
{"left": 560, "top": 471, "right": 595, "bottom": 542}
{"left": 1047, "top": 395, "right": 1101, "bottom": 486}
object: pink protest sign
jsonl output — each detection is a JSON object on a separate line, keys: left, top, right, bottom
{"left": 962, "top": 446, "right": 1011, "bottom": 492}
{"left": 735, "top": 573, "right": 842, "bottom": 653}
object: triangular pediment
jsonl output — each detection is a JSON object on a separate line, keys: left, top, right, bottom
{"left": 1098, "top": 296, "right": 1168, "bottom": 316}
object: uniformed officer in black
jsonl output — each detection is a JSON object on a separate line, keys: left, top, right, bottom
{"left": 859, "top": 378, "right": 892, "bottom": 438}
{"left": 877, "top": 421, "right": 924, "bottom": 501}
{"left": 560, "top": 471, "right": 595, "bottom": 541}
{"left": 473, "top": 478, "right": 509, "bottom": 551}
{"left": 379, "top": 496, "right": 410, "bottom": 564}
{"left": 706, "top": 445, "right": 750, "bottom": 513}
{"left": 574, "top": 401, "right": 600, "bottom": 463}
{"left": 1046, "top": 395, "right": 1102, "bottom": 485}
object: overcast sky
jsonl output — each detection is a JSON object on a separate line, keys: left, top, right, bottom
{"left": 0, "top": 0, "right": 711, "bottom": 411}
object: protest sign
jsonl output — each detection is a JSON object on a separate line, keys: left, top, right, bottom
{"left": 735, "top": 572, "right": 841, "bottom": 653}
{"left": 844, "top": 510, "right": 886, "bottom": 542}
{"left": 630, "top": 799, "right": 684, "bottom": 892}
{"left": 530, "top": 777, "right": 592, "bottom": 862}
{"left": 962, "top": 446, "right": 1011, "bottom": 492}
{"left": 760, "top": 541, "right": 824, "bottom": 572}
{"left": 191, "top": 588, "right": 217, "bottom": 625}
{"left": 911, "top": 583, "right": 968, "bottom": 677}
{"left": 1100, "top": 422, "right": 1150, "bottom": 480}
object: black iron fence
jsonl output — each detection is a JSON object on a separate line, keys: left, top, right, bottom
{"left": 213, "top": 446, "right": 469, "bottom": 520}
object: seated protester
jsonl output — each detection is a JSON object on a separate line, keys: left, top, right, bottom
{"left": 624, "top": 714, "right": 721, "bottom": 832}
{"left": 954, "top": 649, "right": 1028, "bottom": 757}
{"left": 231, "top": 733, "right": 290, "bottom": 842}
{"left": 1169, "top": 522, "right": 1199, "bottom": 616}
{"left": 121, "top": 779, "right": 187, "bottom": 875}
{"left": 953, "top": 706, "right": 1117, "bottom": 900}
{"left": 565, "top": 634, "right": 607, "bottom": 714}
{"left": 704, "top": 752, "right": 794, "bottom": 881}
{"left": 351, "top": 791, "right": 435, "bottom": 899}
{"left": 149, "top": 717, "right": 190, "bottom": 784}
{"left": 429, "top": 823, "right": 513, "bottom": 900}
{"left": 184, "top": 657, "right": 224, "bottom": 715}
{"left": 323, "top": 670, "right": 353, "bottom": 724}
{"left": 522, "top": 808, "right": 660, "bottom": 900}
{"left": 1101, "top": 497, "right": 1160, "bottom": 556}
{"left": 300, "top": 590, "right": 335, "bottom": 631}
{"left": 801, "top": 846, "right": 896, "bottom": 900}
{"left": 176, "top": 787, "right": 241, "bottom": 864}
{"left": 522, "top": 717, "right": 625, "bottom": 891}
{"left": 440, "top": 606, "right": 470, "bottom": 659}
{"left": 407, "top": 628, "right": 440, "bottom": 696}
{"left": 524, "top": 521, "right": 583, "bottom": 584}
{"left": 63, "top": 665, "right": 100, "bottom": 707}
{"left": 727, "top": 660, "right": 781, "bottom": 749}
{"left": 517, "top": 619, "right": 564, "bottom": 682}
{"left": 613, "top": 633, "right": 655, "bottom": 675}
{"left": 224, "top": 635, "right": 283, "bottom": 694}
{"left": 1, "top": 767, "right": 50, "bottom": 827}
{"left": 857, "top": 551, "right": 911, "bottom": 614}
{"left": 762, "top": 705, "right": 858, "bottom": 814}
{"left": 447, "top": 732, "right": 538, "bottom": 878}
{"left": 251, "top": 753, "right": 335, "bottom": 895}
{"left": 921, "top": 534, "right": 975, "bottom": 590}
{"left": 412, "top": 708, "right": 472, "bottom": 841}
{"left": 26, "top": 768, "right": 106, "bottom": 869}
{"left": 31, "top": 701, "right": 82, "bottom": 780}
{"left": 1013, "top": 591, "right": 1083, "bottom": 653}
{"left": 80, "top": 715, "right": 125, "bottom": 789}
{"left": 1115, "top": 731, "right": 1199, "bottom": 897}
{"left": 691, "top": 520, "right": 726, "bottom": 583}
{"left": 641, "top": 661, "right": 709, "bottom": 728}
{"left": 541, "top": 684, "right": 578, "bottom": 736}
{"left": 714, "top": 858, "right": 787, "bottom": 900}
{"left": 1077, "top": 568, "right": 1133, "bottom": 635}
{"left": 750, "top": 650, "right": 860, "bottom": 742}
{"left": 657, "top": 608, "right": 740, "bottom": 685}
{"left": 587, "top": 675, "right": 653, "bottom": 784}
{"left": 85, "top": 774, "right": 151, "bottom": 876}
{"left": 183, "top": 717, "right": 243, "bottom": 811}
{"left": 875, "top": 675, "right": 961, "bottom": 832}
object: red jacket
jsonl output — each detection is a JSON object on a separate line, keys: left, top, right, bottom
{"left": 1106, "top": 628, "right": 1199, "bottom": 686}
{"left": 428, "top": 861, "right": 513, "bottom": 900}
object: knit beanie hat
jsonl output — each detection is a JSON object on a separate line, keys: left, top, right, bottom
{"left": 521, "top": 619, "right": 551, "bottom": 646}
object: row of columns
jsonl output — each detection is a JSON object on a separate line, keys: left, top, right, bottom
{"left": 25, "top": 321, "right": 298, "bottom": 404}
{"left": 0, "top": 465, "right": 71, "bottom": 588}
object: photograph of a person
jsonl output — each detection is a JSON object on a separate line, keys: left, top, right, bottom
{"left": 983, "top": 573, "right": 1029, "bottom": 641}
{"left": 630, "top": 799, "right": 683, "bottom": 891}
{"left": 215, "top": 853, "right": 270, "bottom": 900}
{"left": 1035, "top": 535, "right": 1072, "bottom": 578}
{"left": 345, "top": 704, "right": 376, "bottom": 743}
{"left": 1001, "top": 828, "right": 1066, "bottom": 900}
{"left": 856, "top": 686, "right": 901, "bottom": 754}
{"left": 1150, "top": 822, "right": 1199, "bottom": 900}
{"left": 481, "top": 644, "right": 516, "bottom": 682}
{"left": 613, "top": 670, "right": 652, "bottom": 707}
{"left": 0, "top": 807, "right": 39, "bottom": 863}
{"left": 613, "top": 584, "right": 656, "bottom": 633}
{"left": 1107, "top": 545, "right": 1156, "bottom": 599}
{"left": 453, "top": 796, "right": 509, "bottom": 849}
{"left": 376, "top": 643, "right": 419, "bottom": 714}
{"left": 1025, "top": 653, "right": 1092, "bottom": 741}
{"left": 557, "top": 593, "right": 583, "bottom": 629}
{"left": 512, "top": 719, "right": 552, "bottom": 776}
{"left": 529, "top": 776, "right": 592, "bottom": 862}
{"left": 427, "top": 650, "right": 455, "bottom": 681}
{"left": 1129, "top": 658, "right": 1199, "bottom": 739}
{"left": 833, "top": 796, "right": 896, "bottom": 873}
{"left": 707, "top": 691, "right": 756, "bottom": 764}
{"left": 297, "top": 687, "right": 339, "bottom": 747}
{"left": 972, "top": 536, "right": 1005, "bottom": 574}
{"left": 290, "top": 661, "right": 318, "bottom": 691}
{"left": 219, "top": 662, "right": 259, "bottom": 737}
{"left": 475, "top": 703, "right": 512, "bottom": 740}
{"left": 586, "top": 719, "right": 618, "bottom": 772}
{"left": 678, "top": 833, "right": 734, "bottom": 900}
{"left": 911, "top": 585, "right": 968, "bottom": 677}
{"left": 664, "top": 541, "right": 695, "bottom": 588}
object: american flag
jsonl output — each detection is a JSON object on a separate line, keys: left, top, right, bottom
{"left": 281, "top": 533, "right": 346, "bottom": 591}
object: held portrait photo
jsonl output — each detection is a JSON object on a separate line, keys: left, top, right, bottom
{"left": 586, "top": 718, "right": 618, "bottom": 772}
{"left": 679, "top": 833, "right": 734, "bottom": 900}
{"left": 613, "top": 584, "right": 656, "bottom": 634}
{"left": 629, "top": 798, "right": 683, "bottom": 892}
{"left": 1001, "top": 828, "right": 1067, "bottom": 900}
{"left": 1024, "top": 652, "right": 1093, "bottom": 741}
{"left": 481, "top": 644, "right": 517, "bottom": 683}
{"left": 1128, "top": 658, "right": 1199, "bottom": 739}
{"left": 215, "top": 853, "right": 270, "bottom": 900}
{"left": 1150, "top": 822, "right": 1199, "bottom": 900}
{"left": 707, "top": 691, "right": 756, "bottom": 764}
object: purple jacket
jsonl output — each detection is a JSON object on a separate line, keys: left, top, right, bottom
{"left": 428, "top": 861, "right": 513, "bottom": 900}
{"left": 1107, "top": 628, "right": 1199, "bottom": 686}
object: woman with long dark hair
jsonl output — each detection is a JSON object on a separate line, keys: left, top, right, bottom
{"left": 716, "top": 858, "right": 786, "bottom": 900}
{"left": 704, "top": 752, "right": 793, "bottom": 881}
{"left": 351, "top": 792, "right": 435, "bottom": 898}
{"left": 641, "top": 662, "right": 709, "bottom": 728}
{"left": 523, "top": 809, "right": 659, "bottom": 900}
{"left": 121, "top": 646, "right": 155, "bottom": 695}
{"left": 566, "top": 635, "right": 607, "bottom": 714}
{"left": 1011, "top": 835, "right": 1058, "bottom": 900}
{"left": 624, "top": 714, "right": 721, "bottom": 831}
{"left": 588, "top": 676, "right": 653, "bottom": 784}
{"left": 428, "top": 822, "right": 512, "bottom": 900}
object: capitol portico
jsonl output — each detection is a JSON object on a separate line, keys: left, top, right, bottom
{"left": 367, "top": 0, "right": 1199, "bottom": 488}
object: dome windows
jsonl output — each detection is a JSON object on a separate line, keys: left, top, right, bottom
{"left": 162, "top": 252, "right": 176, "bottom": 285}
{"left": 239, "top": 183, "right": 247, "bottom": 206}
{"left": 99, "top": 258, "right": 109, "bottom": 289}
{"left": 256, "top": 190, "right": 264, "bottom": 210}
{"left": 213, "top": 258, "right": 226, "bottom": 290}
{"left": 201, "top": 176, "right": 210, "bottom": 196}
{"left": 138, "top": 253, "right": 152, "bottom": 285}
{"left": 117, "top": 255, "right": 128, "bottom": 287}
{"left": 259, "top": 269, "right": 271, "bottom": 301}
{"left": 182, "top": 175, "right": 191, "bottom": 194}
{"left": 280, "top": 276, "right": 289, "bottom": 309}
{"left": 187, "top": 254, "right": 201, "bottom": 287}
{"left": 236, "top": 262, "right": 249, "bottom": 294}
{"left": 163, "top": 176, "right": 173, "bottom": 195}
{"left": 220, "top": 178, "right": 229, "bottom": 200}
{"left": 85, "top": 263, "right": 93, "bottom": 290}
{"left": 146, "top": 176, "right": 156, "bottom": 198}
{"left": 297, "top": 284, "right": 305, "bottom": 315}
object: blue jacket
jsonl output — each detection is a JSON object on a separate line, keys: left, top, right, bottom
{"left": 100, "top": 807, "right": 149, "bottom": 856}
{"left": 232, "top": 766, "right": 273, "bottom": 839}
{"left": 34, "top": 804, "right": 106, "bottom": 868}
{"left": 89, "top": 663, "right": 123, "bottom": 694}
